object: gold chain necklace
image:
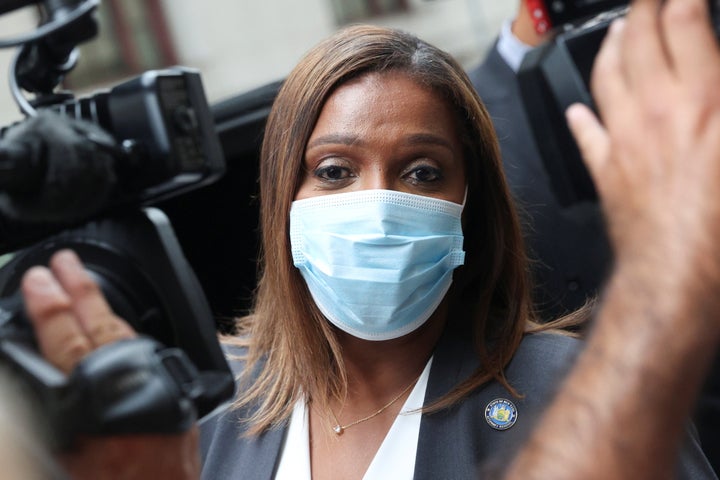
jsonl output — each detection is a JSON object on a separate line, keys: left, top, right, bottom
{"left": 329, "top": 373, "right": 422, "bottom": 435}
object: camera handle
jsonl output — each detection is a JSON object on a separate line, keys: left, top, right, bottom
{"left": 0, "top": 335, "right": 204, "bottom": 449}
{"left": 0, "top": 208, "right": 236, "bottom": 447}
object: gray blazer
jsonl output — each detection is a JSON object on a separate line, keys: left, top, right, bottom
{"left": 199, "top": 330, "right": 716, "bottom": 479}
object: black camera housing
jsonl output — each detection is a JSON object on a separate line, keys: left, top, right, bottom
{"left": 541, "top": 0, "right": 629, "bottom": 29}
{"left": 0, "top": 208, "right": 236, "bottom": 442}
{"left": 0, "top": 0, "right": 235, "bottom": 442}
{"left": 0, "top": 67, "right": 226, "bottom": 253}
{"left": 517, "top": 1, "right": 720, "bottom": 206}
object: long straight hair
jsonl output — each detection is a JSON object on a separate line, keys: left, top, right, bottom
{"left": 226, "top": 24, "right": 550, "bottom": 434}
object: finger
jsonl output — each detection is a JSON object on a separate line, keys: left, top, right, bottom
{"left": 590, "top": 19, "right": 629, "bottom": 124}
{"left": 622, "top": 0, "right": 669, "bottom": 90}
{"left": 662, "top": 0, "right": 720, "bottom": 81}
{"left": 21, "top": 266, "right": 93, "bottom": 373}
{"left": 49, "top": 250, "right": 135, "bottom": 348}
{"left": 566, "top": 103, "right": 611, "bottom": 185}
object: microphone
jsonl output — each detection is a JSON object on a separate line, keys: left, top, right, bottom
{"left": 0, "top": 110, "right": 118, "bottom": 224}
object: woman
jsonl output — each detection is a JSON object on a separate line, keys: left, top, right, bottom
{"left": 20, "top": 23, "right": 715, "bottom": 480}
{"left": 199, "top": 24, "right": 714, "bottom": 479}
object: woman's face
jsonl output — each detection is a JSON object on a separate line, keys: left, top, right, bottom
{"left": 296, "top": 71, "right": 466, "bottom": 203}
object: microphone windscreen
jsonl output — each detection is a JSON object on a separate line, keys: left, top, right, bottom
{"left": 0, "top": 111, "right": 117, "bottom": 224}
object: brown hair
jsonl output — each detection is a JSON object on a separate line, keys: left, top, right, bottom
{"left": 226, "top": 24, "right": 565, "bottom": 434}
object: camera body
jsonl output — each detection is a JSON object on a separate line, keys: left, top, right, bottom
{"left": 51, "top": 67, "right": 226, "bottom": 203}
{"left": 535, "top": 0, "right": 628, "bottom": 30}
{"left": 0, "top": 0, "right": 235, "bottom": 442}
{"left": 0, "top": 66, "right": 226, "bottom": 253}
{"left": 517, "top": 0, "right": 720, "bottom": 206}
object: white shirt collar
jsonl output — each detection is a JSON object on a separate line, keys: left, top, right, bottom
{"left": 497, "top": 18, "right": 534, "bottom": 73}
{"left": 274, "top": 356, "right": 434, "bottom": 480}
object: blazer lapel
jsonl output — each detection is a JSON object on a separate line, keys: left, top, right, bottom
{"left": 413, "top": 328, "right": 485, "bottom": 480}
{"left": 200, "top": 406, "right": 288, "bottom": 479}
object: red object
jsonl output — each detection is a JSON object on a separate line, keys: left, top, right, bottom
{"left": 525, "top": 0, "right": 552, "bottom": 35}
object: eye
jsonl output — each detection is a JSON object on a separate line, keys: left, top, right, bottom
{"left": 403, "top": 164, "right": 443, "bottom": 185}
{"left": 314, "top": 163, "right": 354, "bottom": 182}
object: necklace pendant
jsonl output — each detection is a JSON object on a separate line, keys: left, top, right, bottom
{"left": 333, "top": 424, "right": 344, "bottom": 435}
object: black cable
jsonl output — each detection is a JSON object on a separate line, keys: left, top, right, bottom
{"left": 0, "top": 0, "right": 98, "bottom": 49}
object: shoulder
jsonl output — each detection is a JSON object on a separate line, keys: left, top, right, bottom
{"left": 506, "top": 334, "right": 717, "bottom": 479}
{"left": 505, "top": 332, "right": 583, "bottom": 397}
{"left": 199, "top": 340, "right": 287, "bottom": 479}
{"left": 415, "top": 331, "right": 583, "bottom": 478}
{"left": 219, "top": 340, "right": 250, "bottom": 375}
{"left": 199, "top": 338, "right": 259, "bottom": 453}
{"left": 427, "top": 329, "right": 582, "bottom": 412}
{"left": 512, "top": 332, "right": 583, "bottom": 368}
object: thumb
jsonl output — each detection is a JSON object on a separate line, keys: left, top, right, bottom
{"left": 565, "top": 102, "right": 610, "bottom": 186}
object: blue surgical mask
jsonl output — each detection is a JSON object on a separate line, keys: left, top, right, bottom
{"left": 290, "top": 189, "right": 465, "bottom": 341}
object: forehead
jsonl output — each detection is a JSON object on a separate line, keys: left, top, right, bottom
{"left": 309, "top": 71, "right": 461, "bottom": 143}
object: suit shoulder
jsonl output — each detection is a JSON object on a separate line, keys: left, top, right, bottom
{"left": 504, "top": 332, "right": 583, "bottom": 396}
{"left": 517, "top": 332, "right": 583, "bottom": 361}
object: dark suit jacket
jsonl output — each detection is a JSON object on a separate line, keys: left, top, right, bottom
{"left": 468, "top": 42, "right": 612, "bottom": 321}
{"left": 199, "top": 331, "right": 716, "bottom": 479}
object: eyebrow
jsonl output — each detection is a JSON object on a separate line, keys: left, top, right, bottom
{"left": 404, "top": 133, "right": 455, "bottom": 151}
{"left": 306, "top": 133, "right": 454, "bottom": 150}
{"left": 306, "top": 134, "right": 363, "bottom": 149}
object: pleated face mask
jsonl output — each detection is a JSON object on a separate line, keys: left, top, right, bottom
{"left": 290, "top": 189, "right": 465, "bottom": 341}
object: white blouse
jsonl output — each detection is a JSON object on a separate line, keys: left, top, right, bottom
{"left": 274, "top": 357, "right": 433, "bottom": 480}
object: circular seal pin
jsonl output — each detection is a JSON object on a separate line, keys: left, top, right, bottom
{"left": 485, "top": 398, "right": 518, "bottom": 430}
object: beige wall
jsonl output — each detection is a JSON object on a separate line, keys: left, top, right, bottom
{"left": 0, "top": 7, "right": 42, "bottom": 126}
{"left": 0, "top": 0, "right": 518, "bottom": 126}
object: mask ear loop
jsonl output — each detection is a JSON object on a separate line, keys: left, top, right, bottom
{"left": 458, "top": 185, "right": 469, "bottom": 236}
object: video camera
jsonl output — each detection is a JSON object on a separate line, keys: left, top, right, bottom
{"left": 0, "top": 0, "right": 235, "bottom": 447}
{"left": 517, "top": 0, "right": 720, "bottom": 206}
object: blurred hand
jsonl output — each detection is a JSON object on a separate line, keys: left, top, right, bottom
{"left": 566, "top": 0, "right": 720, "bottom": 285}
{"left": 21, "top": 249, "right": 200, "bottom": 480}
{"left": 502, "top": 3, "right": 720, "bottom": 478}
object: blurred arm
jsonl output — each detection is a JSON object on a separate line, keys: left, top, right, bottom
{"left": 505, "top": 0, "right": 720, "bottom": 477}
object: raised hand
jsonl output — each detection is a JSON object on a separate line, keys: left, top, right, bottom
{"left": 505, "top": 0, "right": 720, "bottom": 477}
{"left": 21, "top": 249, "right": 200, "bottom": 480}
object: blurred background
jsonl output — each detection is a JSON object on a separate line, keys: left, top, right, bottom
{"left": 0, "top": 0, "right": 517, "bottom": 126}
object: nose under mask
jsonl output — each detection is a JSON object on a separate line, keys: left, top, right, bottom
{"left": 290, "top": 189, "right": 465, "bottom": 341}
